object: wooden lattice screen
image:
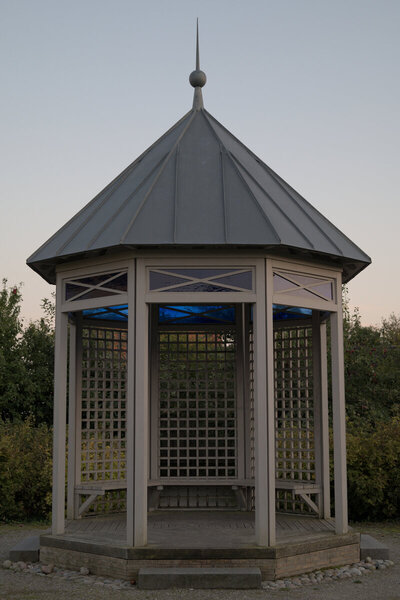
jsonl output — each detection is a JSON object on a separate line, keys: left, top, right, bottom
{"left": 274, "top": 325, "right": 316, "bottom": 513}
{"left": 80, "top": 325, "right": 127, "bottom": 511}
{"left": 249, "top": 323, "right": 316, "bottom": 513}
{"left": 158, "top": 329, "right": 238, "bottom": 480}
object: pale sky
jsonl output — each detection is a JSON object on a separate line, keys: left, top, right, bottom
{"left": 1, "top": 0, "right": 399, "bottom": 326}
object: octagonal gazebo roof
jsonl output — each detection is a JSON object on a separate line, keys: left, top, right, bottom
{"left": 27, "top": 35, "right": 370, "bottom": 284}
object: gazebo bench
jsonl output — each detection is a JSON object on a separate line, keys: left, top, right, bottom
{"left": 74, "top": 479, "right": 321, "bottom": 517}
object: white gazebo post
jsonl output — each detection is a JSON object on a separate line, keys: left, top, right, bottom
{"left": 52, "top": 273, "right": 69, "bottom": 535}
{"left": 254, "top": 259, "right": 275, "bottom": 546}
{"left": 66, "top": 317, "right": 76, "bottom": 520}
{"left": 126, "top": 260, "right": 136, "bottom": 546}
{"left": 134, "top": 259, "right": 149, "bottom": 546}
{"left": 312, "top": 311, "right": 331, "bottom": 519}
{"left": 331, "top": 277, "right": 348, "bottom": 535}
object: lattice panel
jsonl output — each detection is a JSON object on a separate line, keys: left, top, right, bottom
{"left": 249, "top": 329, "right": 255, "bottom": 479}
{"left": 80, "top": 326, "right": 127, "bottom": 485}
{"left": 274, "top": 326, "right": 315, "bottom": 483}
{"left": 158, "top": 330, "right": 237, "bottom": 479}
{"left": 248, "top": 324, "right": 316, "bottom": 513}
{"left": 83, "top": 490, "right": 127, "bottom": 515}
{"left": 158, "top": 486, "right": 237, "bottom": 509}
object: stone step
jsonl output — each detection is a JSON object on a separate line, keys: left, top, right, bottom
{"left": 9, "top": 536, "right": 40, "bottom": 562}
{"left": 138, "top": 567, "right": 262, "bottom": 589}
{"left": 360, "top": 534, "right": 390, "bottom": 560}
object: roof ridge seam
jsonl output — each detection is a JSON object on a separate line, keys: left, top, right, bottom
{"left": 220, "top": 149, "right": 228, "bottom": 243}
{"left": 205, "top": 109, "right": 348, "bottom": 257}
{"left": 85, "top": 154, "right": 169, "bottom": 250}
{"left": 201, "top": 111, "right": 281, "bottom": 242}
{"left": 119, "top": 110, "right": 197, "bottom": 243}
{"left": 173, "top": 144, "right": 180, "bottom": 243}
{"left": 262, "top": 163, "right": 344, "bottom": 256}
{"left": 223, "top": 149, "right": 281, "bottom": 244}
{"left": 54, "top": 156, "right": 140, "bottom": 257}
{"left": 265, "top": 166, "right": 370, "bottom": 259}
{"left": 229, "top": 153, "right": 315, "bottom": 250}
{"left": 27, "top": 110, "right": 193, "bottom": 262}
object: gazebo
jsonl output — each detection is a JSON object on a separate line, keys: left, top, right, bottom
{"left": 27, "top": 36, "right": 370, "bottom": 581}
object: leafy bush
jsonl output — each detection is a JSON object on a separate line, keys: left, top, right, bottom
{"left": 346, "top": 418, "right": 400, "bottom": 521}
{"left": 0, "top": 419, "right": 52, "bottom": 522}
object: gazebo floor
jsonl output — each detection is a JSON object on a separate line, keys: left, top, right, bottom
{"left": 40, "top": 511, "right": 360, "bottom": 580}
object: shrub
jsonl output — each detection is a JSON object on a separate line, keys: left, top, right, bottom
{"left": 346, "top": 418, "right": 400, "bottom": 521}
{"left": 0, "top": 419, "right": 52, "bottom": 522}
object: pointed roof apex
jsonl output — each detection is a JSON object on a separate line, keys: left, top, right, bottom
{"left": 189, "top": 19, "right": 206, "bottom": 110}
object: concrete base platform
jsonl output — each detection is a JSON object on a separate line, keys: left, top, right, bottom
{"left": 9, "top": 536, "right": 40, "bottom": 562}
{"left": 360, "top": 534, "right": 390, "bottom": 560}
{"left": 138, "top": 567, "right": 262, "bottom": 589}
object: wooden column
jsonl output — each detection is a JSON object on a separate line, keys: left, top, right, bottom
{"left": 265, "top": 259, "right": 276, "bottom": 545}
{"left": 134, "top": 259, "right": 149, "bottom": 546}
{"left": 126, "top": 260, "right": 136, "bottom": 546}
{"left": 254, "top": 259, "right": 275, "bottom": 546}
{"left": 312, "top": 312, "right": 330, "bottom": 519}
{"left": 331, "top": 284, "right": 348, "bottom": 534}
{"left": 66, "top": 318, "right": 76, "bottom": 520}
{"left": 52, "top": 274, "right": 68, "bottom": 535}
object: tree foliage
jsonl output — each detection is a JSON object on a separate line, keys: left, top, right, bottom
{"left": 343, "top": 292, "right": 400, "bottom": 425}
{"left": 0, "top": 279, "right": 54, "bottom": 424}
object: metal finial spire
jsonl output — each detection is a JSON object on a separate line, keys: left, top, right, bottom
{"left": 189, "top": 18, "right": 206, "bottom": 110}
{"left": 196, "top": 18, "right": 200, "bottom": 70}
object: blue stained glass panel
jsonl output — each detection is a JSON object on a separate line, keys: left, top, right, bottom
{"left": 83, "top": 305, "right": 128, "bottom": 321}
{"left": 159, "top": 305, "right": 236, "bottom": 324}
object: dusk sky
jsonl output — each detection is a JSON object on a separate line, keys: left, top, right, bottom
{"left": 1, "top": 0, "right": 399, "bottom": 326}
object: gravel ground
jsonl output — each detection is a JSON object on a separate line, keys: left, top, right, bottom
{"left": 0, "top": 522, "right": 399, "bottom": 600}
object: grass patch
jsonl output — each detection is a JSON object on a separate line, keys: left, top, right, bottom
{"left": 351, "top": 520, "right": 400, "bottom": 534}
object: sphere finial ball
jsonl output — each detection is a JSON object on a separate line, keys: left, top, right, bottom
{"left": 189, "top": 69, "right": 207, "bottom": 88}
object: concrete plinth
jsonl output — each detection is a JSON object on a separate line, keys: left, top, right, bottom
{"left": 138, "top": 567, "right": 262, "bottom": 589}
{"left": 360, "top": 534, "right": 390, "bottom": 560}
{"left": 9, "top": 536, "right": 40, "bottom": 562}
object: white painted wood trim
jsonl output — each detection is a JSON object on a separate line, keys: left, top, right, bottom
{"left": 149, "top": 305, "right": 159, "bottom": 481}
{"left": 320, "top": 321, "right": 331, "bottom": 519}
{"left": 66, "top": 320, "right": 76, "bottom": 520}
{"left": 272, "top": 293, "right": 337, "bottom": 312}
{"left": 242, "top": 304, "right": 252, "bottom": 480}
{"left": 61, "top": 293, "right": 128, "bottom": 313}
{"left": 126, "top": 260, "right": 136, "bottom": 546}
{"left": 57, "top": 258, "right": 132, "bottom": 278}
{"left": 134, "top": 258, "right": 149, "bottom": 546}
{"left": 52, "top": 274, "right": 68, "bottom": 535}
{"left": 265, "top": 259, "right": 276, "bottom": 546}
{"left": 312, "top": 311, "right": 328, "bottom": 519}
{"left": 270, "top": 258, "right": 342, "bottom": 277}
{"left": 144, "top": 292, "right": 256, "bottom": 303}
{"left": 74, "top": 315, "right": 83, "bottom": 518}
{"left": 235, "top": 304, "right": 246, "bottom": 481}
{"left": 331, "top": 280, "right": 348, "bottom": 534}
{"left": 254, "top": 259, "right": 269, "bottom": 546}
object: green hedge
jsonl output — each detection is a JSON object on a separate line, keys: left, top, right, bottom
{"left": 0, "top": 419, "right": 52, "bottom": 522}
{"left": 346, "top": 418, "right": 400, "bottom": 521}
{"left": 1, "top": 418, "right": 400, "bottom": 523}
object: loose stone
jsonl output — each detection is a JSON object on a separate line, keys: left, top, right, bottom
{"left": 41, "top": 564, "right": 54, "bottom": 575}
{"left": 2, "top": 560, "right": 12, "bottom": 569}
{"left": 80, "top": 567, "right": 90, "bottom": 575}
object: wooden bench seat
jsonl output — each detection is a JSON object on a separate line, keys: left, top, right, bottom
{"left": 75, "top": 479, "right": 321, "bottom": 517}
